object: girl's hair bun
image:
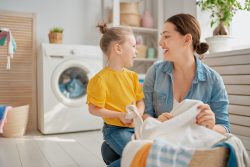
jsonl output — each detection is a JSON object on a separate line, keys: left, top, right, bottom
{"left": 97, "top": 22, "right": 109, "bottom": 34}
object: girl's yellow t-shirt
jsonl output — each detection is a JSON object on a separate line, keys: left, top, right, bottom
{"left": 87, "top": 67, "right": 144, "bottom": 127}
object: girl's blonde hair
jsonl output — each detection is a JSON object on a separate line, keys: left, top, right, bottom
{"left": 97, "top": 22, "right": 133, "bottom": 55}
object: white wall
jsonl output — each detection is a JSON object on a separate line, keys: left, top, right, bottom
{"left": 163, "top": 0, "right": 213, "bottom": 42}
{"left": 163, "top": 0, "right": 197, "bottom": 21}
{"left": 196, "top": 6, "right": 212, "bottom": 42}
{"left": 0, "top": 0, "right": 102, "bottom": 46}
{"left": 0, "top": 0, "right": 200, "bottom": 47}
{"left": 230, "top": 11, "right": 250, "bottom": 49}
{"left": 163, "top": 1, "right": 235, "bottom": 44}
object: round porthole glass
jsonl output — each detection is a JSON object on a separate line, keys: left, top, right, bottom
{"left": 58, "top": 67, "right": 88, "bottom": 99}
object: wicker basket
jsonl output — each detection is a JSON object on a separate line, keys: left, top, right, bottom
{"left": 120, "top": 2, "right": 140, "bottom": 14}
{"left": 120, "top": 2, "right": 141, "bottom": 27}
{"left": 48, "top": 32, "right": 63, "bottom": 44}
{"left": 136, "top": 45, "right": 147, "bottom": 58}
{"left": 120, "top": 13, "right": 141, "bottom": 27}
{"left": 2, "top": 105, "right": 29, "bottom": 138}
{"left": 189, "top": 147, "right": 228, "bottom": 167}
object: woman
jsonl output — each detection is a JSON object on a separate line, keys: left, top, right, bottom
{"left": 143, "top": 13, "right": 230, "bottom": 134}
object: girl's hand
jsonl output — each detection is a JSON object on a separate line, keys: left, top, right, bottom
{"left": 196, "top": 104, "right": 215, "bottom": 129}
{"left": 118, "top": 112, "right": 133, "bottom": 125}
{"left": 157, "top": 112, "right": 173, "bottom": 122}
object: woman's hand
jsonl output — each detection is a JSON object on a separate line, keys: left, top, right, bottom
{"left": 118, "top": 112, "right": 133, "bottom": 125}
{"left": 196, "top": 104, "right": 215, "bottom": 129}
{"left": 157, "top": 112, "right": 173, "bottom": 122}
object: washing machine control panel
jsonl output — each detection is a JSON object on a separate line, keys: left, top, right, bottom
{"left": 43, "top": 44, "right": 102, "bottom": 58}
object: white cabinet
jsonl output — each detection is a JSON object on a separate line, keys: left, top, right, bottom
{"left": 102, "top": 0, "right": 164, "bottom": 74}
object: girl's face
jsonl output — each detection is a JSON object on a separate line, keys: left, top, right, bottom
{"left": 159, "top": 22, "right": 186, "bottom": 61}
{"left": 120, "top": 34, "right": 137, "bottom": 68}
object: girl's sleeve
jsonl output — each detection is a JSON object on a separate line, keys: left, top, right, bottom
{"left": 87, "top": 76, "right": 106, "bottom": 108}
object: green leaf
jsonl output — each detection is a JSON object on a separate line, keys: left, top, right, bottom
{"left": 197, "top": 0, "right": 250, "bottom": 30}
{"left": 50, "top": 27, "right": 64, "bottom": 33}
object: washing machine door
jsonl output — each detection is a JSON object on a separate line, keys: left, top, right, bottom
{"left": 52, "top": 59, "right": 90, "bottom": 107}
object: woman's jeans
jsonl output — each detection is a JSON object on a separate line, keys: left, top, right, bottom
{"left": 102, "top": 123, "right": 134, "bottom": 167}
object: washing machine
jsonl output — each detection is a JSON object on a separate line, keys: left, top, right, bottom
{"left": 38, "top": 43, "right": 103, "bottom": 134}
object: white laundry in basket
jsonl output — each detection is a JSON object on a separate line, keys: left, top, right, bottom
{"left": 121, "top": 99, "right": 226, "bottom": 167}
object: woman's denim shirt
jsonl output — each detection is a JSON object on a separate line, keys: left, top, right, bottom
{"left": 143, "top": 56, "right": 230, "bottom": 132}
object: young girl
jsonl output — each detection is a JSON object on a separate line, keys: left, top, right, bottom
{"left": 87, "top": 23, "right": 145, "bottom": 167}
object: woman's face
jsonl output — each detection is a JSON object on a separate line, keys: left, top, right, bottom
{"left": 120, "top": 34, "right": 137, "bottom": 68}
{"left": 159, "top": 22, "right": 186, "bottom": 61}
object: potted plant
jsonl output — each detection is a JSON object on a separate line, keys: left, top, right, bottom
{"left": 48, "top": 27, "right": 64, "bottom": 44}
{"left": 197, "top": 0, "right": 250, "bottom": 52}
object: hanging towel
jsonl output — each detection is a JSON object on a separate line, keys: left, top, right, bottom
{"left": 0, "top": 28, "right": 17, "bottom": 69}
{"left": 0, "top": 105, "right": 12, "bottom": 133}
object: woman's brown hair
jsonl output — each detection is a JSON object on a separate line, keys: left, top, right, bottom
{"left": 97, "top": 22, "right": 133, "bottom": 55}
{"left": 166, "top": 13, "right": 209, "bottom": 55}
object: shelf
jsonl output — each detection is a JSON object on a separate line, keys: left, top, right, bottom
{"left": 103, "top": 0, "right": 164, "bottom": 74}
{"left": 130, "top": 26, "right": 158, "bottom": 35}
{"left": 110, "top": 24, "right": 158, "bottom": 35}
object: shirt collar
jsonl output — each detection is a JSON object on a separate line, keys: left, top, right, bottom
{"left": 162, "top": 56, "right": 206, "bottom": 82}
{"left": 195, "top": 56, "right": 206, "bottom": 82}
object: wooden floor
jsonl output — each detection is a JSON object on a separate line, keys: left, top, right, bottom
{"left": 0, "top": 130, "right": 106, "bottom": 167}
{"left": 1, "top": 130, "right": 249, "bottom": 167}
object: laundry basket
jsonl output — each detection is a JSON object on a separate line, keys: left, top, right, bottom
{"left": 122, "top": 142, "right": 229, "bottom": 167}
{"left": 189, "top": 147, "right": 228, "bottom": 167}
{"left": 2, "top": 105, "right": 29, "bottom": 138}
{"left": 120, "top": 2, "right": 141, "bottom": 27}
